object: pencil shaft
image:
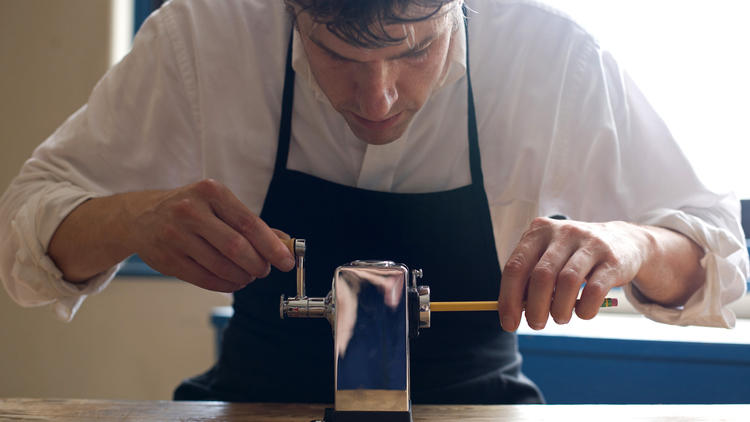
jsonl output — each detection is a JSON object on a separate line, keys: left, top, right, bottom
{"left": 430, "top": 298, "right": 618, "bottom": 312}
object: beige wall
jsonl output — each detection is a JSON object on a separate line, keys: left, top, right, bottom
{"left": 0, "top": 0, "right": 110, "bottom": 190}
{"left": 0, "top": 278, "right": 231, "bottom": 399}
{"left": 0, "top": 0, "right": 231, "bottom": 400}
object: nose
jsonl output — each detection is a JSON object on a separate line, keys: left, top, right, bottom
{"left": 356, "top": 61, "right": 398, "bottom": 121}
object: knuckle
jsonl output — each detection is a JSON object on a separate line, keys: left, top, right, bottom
{"left": 529, "top": 217, "right": 550, "bottom": 230}
{"left": 171, "top": 198, "right": 198, "bottom": 219}
{"left": 557, "top": 268, "right": 582, "bottom": 288}
{"left": 583, "top": 238, "right": 619, "bottom": 264}
{"left": 524, "top": 218, "right": 551, "bottom": 239}
{"left": 585, "top": 280, "right": 608, "bottom": 299}
{"left": 588, "top": 237, "right": 612, "bottom": 255}
{"left": 223, "top": 235, "right": 248, "bottom": 261}
{"left": 584, "top": 235, "right": 603, "bottom": 247}
{"left": 557, "top": 223, "right": 583, "bottom": 240}
{"left": 606, "top": 253, "right": 622, "bottom": 268}
{"left": 194, "top": 178, "right": 224, "bottom": 198}
{"left": 557, "top": 223, "right": 574, "bottom": 236}
{"left": 577, "top": 246, "right": 595, "bottom": 260}
{"left": 236, "top": 215, "right": 260, "bottom": 236}
{"left": 503, "top": 255, "right": 528, "bottom": 277}
{"left": 531, "top": 264, "right": 555, "bottom": 285}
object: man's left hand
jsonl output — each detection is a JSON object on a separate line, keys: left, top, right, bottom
{"left": 498, "top": 217, "right": 654, "bottom": 331}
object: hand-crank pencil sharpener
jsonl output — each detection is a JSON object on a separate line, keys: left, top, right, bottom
{"left": 280, "top": 239, "right": 431, "bottom": 422}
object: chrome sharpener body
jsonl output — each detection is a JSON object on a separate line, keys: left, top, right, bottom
{"left": 280, "top": 240, "right": 430, "bottom": 422}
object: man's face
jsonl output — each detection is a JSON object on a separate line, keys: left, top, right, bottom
{"left": 297, "top": 8, "right": 456, "bottom": 145}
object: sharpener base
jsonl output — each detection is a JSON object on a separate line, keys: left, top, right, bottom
{"left": 321, "top": 406, "right": 412, "bottom": 422}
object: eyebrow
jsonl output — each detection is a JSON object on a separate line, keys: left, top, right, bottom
{"left": 308, "top": 33, "right": 439, "bottom": 63}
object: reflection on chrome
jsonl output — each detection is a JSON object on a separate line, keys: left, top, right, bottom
{"left": 280, "top": 249, "right": 430, "bottom": 419}
{"left": 333, "top": 262, "right": 410, "bottom": 412}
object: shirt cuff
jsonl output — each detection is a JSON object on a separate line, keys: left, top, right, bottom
{"left": 7, "top": 182, "right": 120, "bottom": 322}
{"left": 624, "top": 208, "right": 749, "bottom": 328}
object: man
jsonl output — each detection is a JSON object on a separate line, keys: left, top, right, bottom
{"left": 0, "top": 0, "right": 747, "bottom": 404}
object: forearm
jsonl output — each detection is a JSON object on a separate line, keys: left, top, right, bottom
{"left": 631, "top": 224, "right": 706, "bottom": 308}
{"left": 47, "top": 191, "right": 164, "bottom": 283}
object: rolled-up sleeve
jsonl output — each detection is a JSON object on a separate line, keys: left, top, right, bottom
{"left": 0, "top": 5, "right": 200, "bottom": 321}
{"left": 5, "top": 181, "right": 119, "bottom": 321}
{"left": 625, "top": 206, "right": 748, "bottom": 327}
{"left": 545, "top": 43, "right": 749, "bottom": 327}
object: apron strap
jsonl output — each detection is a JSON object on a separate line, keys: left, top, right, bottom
{"left": 274, "top": 28, "right": 296, "bottom": 175}
{"left": 464, "top": 7, "right": 484, "bottom": 188}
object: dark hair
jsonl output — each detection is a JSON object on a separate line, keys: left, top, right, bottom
{"left": 285, "top": 0, "right": 458, "bottom": 48}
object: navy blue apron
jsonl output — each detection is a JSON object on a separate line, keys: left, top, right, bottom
{"left": 175, "top": 18, "right": 543, "bottom": 405}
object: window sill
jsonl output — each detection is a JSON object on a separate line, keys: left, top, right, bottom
{"left": 517, "top": 312, "right": 750, "bottom": 344}
{"left": 517, "top": 313, "right": 750, "bottom": 403}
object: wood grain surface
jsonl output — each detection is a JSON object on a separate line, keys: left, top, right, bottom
{"left": 0, "top": 399, "right": 748, "bottom": 421}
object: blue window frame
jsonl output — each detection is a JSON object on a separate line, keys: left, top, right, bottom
{"left": 134, "top": 0, "right": 165, "bottom": 35}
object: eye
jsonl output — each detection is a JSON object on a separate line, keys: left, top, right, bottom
{"left": 325, "top": 50, "right": 346, "bottom": 62}
{"left": 408, "top": 48, "right": 429, "bottom": 60}
{"left": 401, "top": 42, "right": 433, "bottom": 63}
{"left": 323, "top": 48, "right": 356, "bottom": 63}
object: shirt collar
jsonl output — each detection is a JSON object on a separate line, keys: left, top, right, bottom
{"left": 291, "top": 19, "right": 468, "bottom": 105}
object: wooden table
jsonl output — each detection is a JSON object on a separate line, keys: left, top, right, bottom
{"left": 1, "top": 399, "right": 748, "bottom": 421}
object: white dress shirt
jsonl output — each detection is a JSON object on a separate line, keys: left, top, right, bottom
{"left": 0, "top": 0, "right": 747, "bottom": 325}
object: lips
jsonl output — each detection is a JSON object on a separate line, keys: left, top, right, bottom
{"left": 350, "top": 111, "right": 403, "bottom": 132}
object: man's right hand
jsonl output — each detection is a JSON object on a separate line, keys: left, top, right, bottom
{"left": 48, "top": 179, "right": 295, "bottom": 292}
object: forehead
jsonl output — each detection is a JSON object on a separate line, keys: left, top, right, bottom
{"left": 296, "top": 4, "right": 457, "bottom": 60}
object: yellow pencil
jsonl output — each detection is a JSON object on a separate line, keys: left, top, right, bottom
{"left": 430, "top": 298, "right": 618, "bottom": 312}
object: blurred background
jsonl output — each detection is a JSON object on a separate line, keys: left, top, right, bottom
{"left": 0, "top": 0, "right": 231, "bottom": 400}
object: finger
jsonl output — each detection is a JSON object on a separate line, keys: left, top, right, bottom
{"left": 525, "top": 242, "right": 575, "bottom": 330}
{"left": 550, "top": 248, "right": 597, "bottom": 324}
{"left": 165, "top": 187, "right": 275, "bottom": 278}
{"left": 499, "top": 221, "right": 551, "bottom": 332}
{"left": 185, "top": 233, "right": 257, "bottom": 285}
{"left": 271, "top": 228, "right": 291, "bottom": 241}
{"left": 205, "top": 185, "right": 295, "bottom": 272}
{"left": 271, "top": 229, "right": 296, "bottom": 259}
{"left": 171, "top": 255, "right": 246, "bottom": 293}
{"left": 575, "top": 264, "right": 617, "bottom": 320}
{"left": 193, "top": 216, "right": 273, "bottom": 278}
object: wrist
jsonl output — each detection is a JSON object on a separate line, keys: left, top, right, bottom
{"left": 117, "top": 190, "right": 168, "bottom": 254}
{"left": 630, "top": 224, "right": 705, "bottom": 307}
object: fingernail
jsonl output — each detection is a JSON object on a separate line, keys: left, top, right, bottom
{"left": 284, "top": 256, "right": 296, "bottom": 270}
{"left": 530, "top": 322, "right": 545, "bottom": 330}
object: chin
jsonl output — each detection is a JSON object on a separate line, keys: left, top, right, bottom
{"left": 357, "top": 133, "right": 402, "bottom": 145}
